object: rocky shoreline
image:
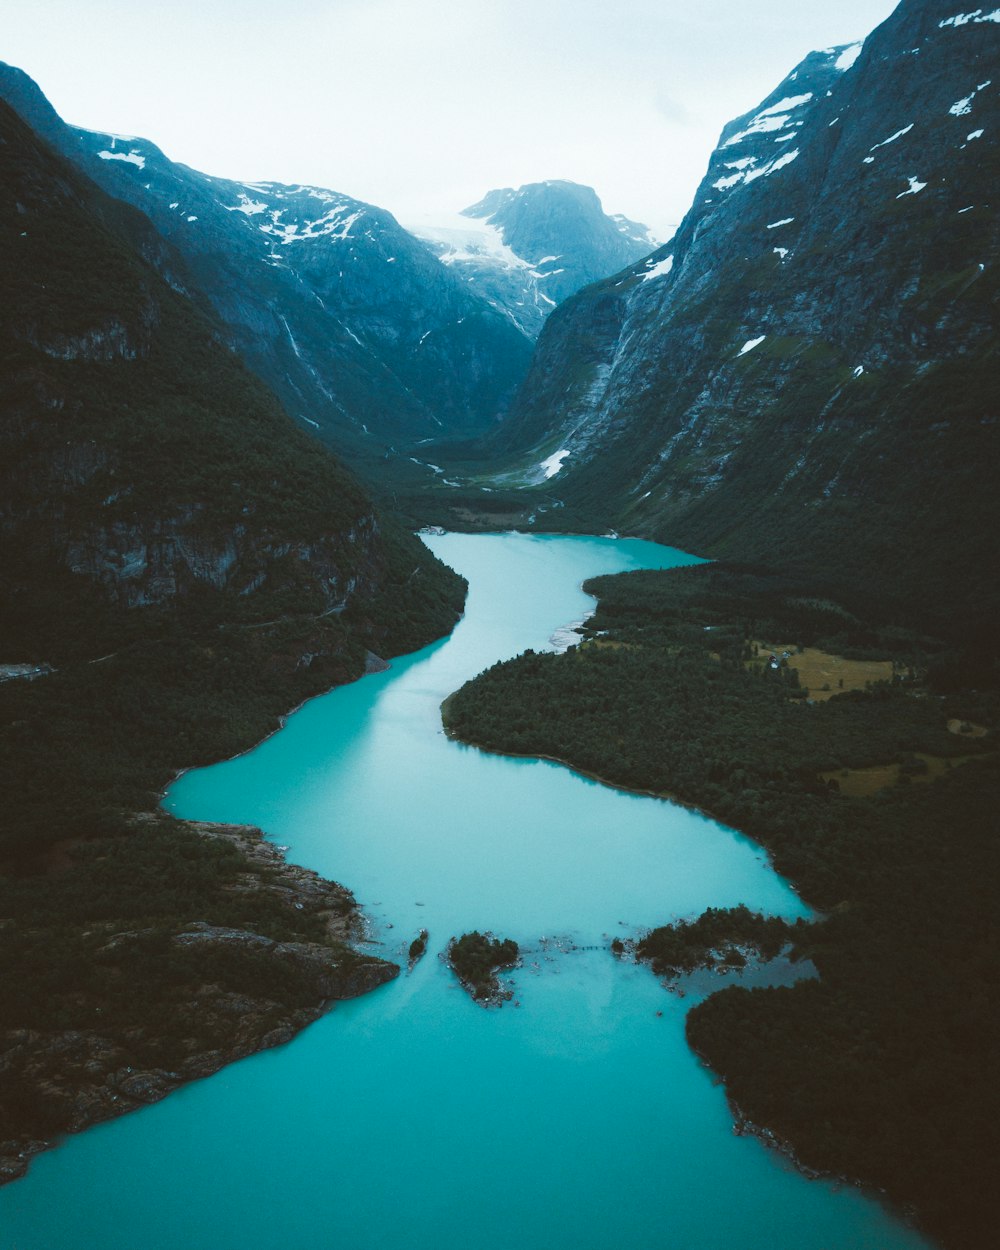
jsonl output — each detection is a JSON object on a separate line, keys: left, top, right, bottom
{"left": 0, "top": 820, "right": 397, "bottom": 1184}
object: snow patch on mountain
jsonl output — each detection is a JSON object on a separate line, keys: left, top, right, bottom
{"left": 715, "top": 148, "right": 799, "bottom": 192}
{"left": 217, "top": 184, "right": 369, "bottom": 246}
{"left": 939, "top": 10, "right": 1000, "bottom": 27}
{"left": 871, "top": 124, "right": 914, "bottom": 151}
{"left": 724, "top": 113, "right": 795, "bottom": 146}
{"left": 738, "top": 336, "right": 766, "bottom": 357}
{"left": 758, "top": 93, "right": 814, "bottom": 118}
{"left": 744, "top": 149, "right": 800, "bottom": 183}
{"left": 406, "top": 212, "right": 536, "bottom": 273}
{"left": 539, "top": 448, "right": 571, "bottom": 479}
{"left": 227, "top": 192, "right": 269, "bottom": 216}
{"left": 97, "top": 149, "right": 145, "bottom": 169}
{"left": 262, "top": 206, "right": 363, "bottom": 245}
{"left": 834, "top": 42, "right": 863, "bottom": 71}
{"left": 643, "top": 255, "right": 674, "bottom": 282}
{"left": 950, "top": 80, "right": 992, "bottom": 116}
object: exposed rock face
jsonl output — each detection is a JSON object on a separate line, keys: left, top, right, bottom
{"left": 0, "top": 63, "right": 533, "bottom": 458}
{"left": 59, "top": 516, "right": 379, "bottom": 611}
{"left": 499, "top": 0, "right": 999, "bottom": 630}
{"left": 408, "top": 180, "right": 658, "bottom": 338}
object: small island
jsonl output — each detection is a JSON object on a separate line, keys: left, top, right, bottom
{"left": 634, "top": 905, "right": 797, "bottom": 982}
{"left": 407, "top": 928, "right": 429, "bottom": 970}
{"left": 446, "top": 931, "right": 519, "bottom": 1006}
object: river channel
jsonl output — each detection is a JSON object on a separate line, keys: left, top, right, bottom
{"left": 0, "top": 533, "right": 930, "bottom": 1249}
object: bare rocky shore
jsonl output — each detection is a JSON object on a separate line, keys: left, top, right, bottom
{"left": 0, "top": 820, "right": 397, "bottom": 1184}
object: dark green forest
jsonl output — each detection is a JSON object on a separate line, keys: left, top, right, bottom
{"left": 443, "top": 562, "right": 999, "bottom": 1250}
{"left": 632, "top": 904, "right": 797, "bottom": 978}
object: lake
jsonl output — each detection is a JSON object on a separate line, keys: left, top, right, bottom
{"left": 0, "top": 533, "right": 930, "bottom": 1250}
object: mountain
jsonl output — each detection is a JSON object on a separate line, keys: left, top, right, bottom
{"left": 494, "top": 0, "right": 999, "bottom": 634}
{"left": 406, "top": 181, "right": 658, "bottom": 338}
{"left": 0, "top": 95, "right": 465, "bottom": 665}
{"left": 0, "top": 64, "right": 533, "bottom": 467}
{"left": 0, "top": 89, "right": 469, "bottom": 1176}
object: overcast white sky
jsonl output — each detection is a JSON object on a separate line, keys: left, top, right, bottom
{"left": 6, "top": 0, "right": 900, "bottom": 239}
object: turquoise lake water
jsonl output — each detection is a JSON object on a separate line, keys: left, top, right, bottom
{"left": 0, "top": 533, "right": 931, "bottom": 1249}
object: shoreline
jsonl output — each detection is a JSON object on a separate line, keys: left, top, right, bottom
{"left": 440, "top": 721, "right": 805, "bottom": 904}
{"left": 161, "top": 649, "right": 392, "bottom": 799}
{"left": 436, "top": 727, "right": 937, "bottom": 1230}
{"left": 0, "top": 818, "right": 399, "bottom": 1186}
{"left": 3, "top": 644, "right": 419, "bottom": 1188}
{"left": 437, "top": 724, "right": 938, "bottom": 1245}
{"left": 687, "top": 1043, "right": 930, "bottom": 1245}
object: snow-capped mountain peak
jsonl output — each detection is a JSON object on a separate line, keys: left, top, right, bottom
{"left": 406, "top": 180, "right": 658, "bottom": 338}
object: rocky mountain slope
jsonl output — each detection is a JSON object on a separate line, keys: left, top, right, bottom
{"left": 0, "top": 95, "right": 466, "bottom": 1177}
{"left": 497, "top": 0, "right": 999, "bottom": 634}
{"left": 0, "top": 64, "right": 533, "bottom": 467}
{"left": 408, "top": 180, "right": 657, "bottom": 338}
{"left": 0, "top": 94, "right": 466, "bottom": 662}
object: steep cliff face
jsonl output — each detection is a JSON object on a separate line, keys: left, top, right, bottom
{"left": 408, "top": 180, "right": 658, "bottom": 338}
{"left": 0, "top": 64, "right": 533, "bottom": 462}
{"left": 501, "top": 0, "right": 999, "bottom": 630}
{"left": 0, "top": 96, "right": 465, "bottom": 661}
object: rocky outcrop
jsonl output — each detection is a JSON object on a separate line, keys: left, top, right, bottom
{"left": 56, "top": 515, "right": 381, "bottom": 610}
{"left": 445, "top": 931, "right": 520, "bottom": 1006}
{"left": 0, "top": 821, "right": 398, "bottom": 1184}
